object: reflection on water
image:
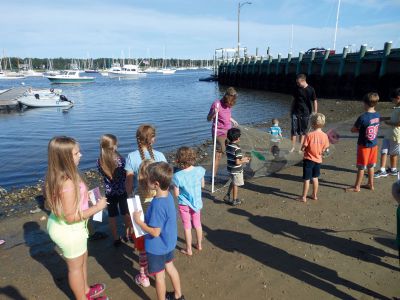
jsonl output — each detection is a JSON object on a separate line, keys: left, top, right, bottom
{"left": 0, "top": 71, "right": 291, "bottom": 188}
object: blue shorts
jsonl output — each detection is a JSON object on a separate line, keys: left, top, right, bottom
{"left": 147, "top": 250, "right": 175, "bottom": 275}
{"left": 303, "top": 159, "right": 321, "bottom": 180}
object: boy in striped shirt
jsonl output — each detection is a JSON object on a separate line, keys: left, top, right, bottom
{"left": 224, "top": 128, "right": 250, "bottom": 206}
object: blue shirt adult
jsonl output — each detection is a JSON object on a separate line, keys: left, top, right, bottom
{"left": 172, "top": 166, "right": 206, "bottom": 212}
{"left": 125, "top": 149, "right": 167, "bottom": 192}
{"left": 354, "top": 112, "right": 380, "bottom": 147}
{"left": 144, "top": 193, "right": 177, "bottom": 255}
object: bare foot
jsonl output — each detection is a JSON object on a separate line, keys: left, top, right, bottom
{"left": 180, "top": 249, "right": 193, "bottom": 256}
{"left": 194, "top": 244, "right": 202, "bottom": 251}
{"left": 345, "top": 186, "right": 361, "bottom": 192}
{"left": 361, "top": 184, "right": 374, "bottom": 191}
{"left": 310, "top": 195, "right": 318, "bottom": 201}
{"left": 297, "top": 197, "right": 307, "bottom": 203}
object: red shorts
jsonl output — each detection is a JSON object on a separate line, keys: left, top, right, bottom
{"left": 133, "top": 234, "right": 145, "bottom": 252}
{"left": 356, "top": 145, "right": 378, "bottom": 170}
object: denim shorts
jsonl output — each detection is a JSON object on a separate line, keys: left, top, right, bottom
{"left": 147, "top": 250, "right": 175, "bottom": 275}
{"left": 302, "top": 159, "right": 321, "bottom": 180}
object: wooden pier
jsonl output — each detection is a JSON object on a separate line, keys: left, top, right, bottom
{"left": 0, "top": 87, "right": 28, "bottom": 110}
{"left": 217, "top": 41, "right": 400, "bottom": 100}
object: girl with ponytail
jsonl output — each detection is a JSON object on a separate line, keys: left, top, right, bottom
{"left": 125, "top": 124, "right": 167, "bottom": 287}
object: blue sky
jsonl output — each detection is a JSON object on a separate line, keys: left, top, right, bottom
{"left": 1, "top": 0, "right": 399, "bottom": 59}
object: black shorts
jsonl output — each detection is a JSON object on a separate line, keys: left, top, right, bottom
{"left": 302, "top": 159, "right": 321, "bottom": 180}
{"left": 106, "top": 193, "right": 129, "bottom": 217}
{"left": 291, "top": 114, "right": 310, "bottom": 136}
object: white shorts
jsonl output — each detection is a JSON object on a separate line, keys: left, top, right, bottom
{"left": 381, "top": 138, "right": 400, "bottom": 156}
{"left": 230, "top": 171, "right": 244, "bottom": 186}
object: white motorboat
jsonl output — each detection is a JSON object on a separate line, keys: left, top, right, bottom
{"left": 24, "top": 87, "right": 63, "bottom": 98}
{"left": 160, "top": 68, "right": 176, "bottom": 75}
{"left": 108, "top": 64, "right": 146, "bottom": 79}
{"left": 18, "top": 94, "right": 73, "bottom": 108}
{"left": 45, "top": 70, "right": 95, "bottom": 84}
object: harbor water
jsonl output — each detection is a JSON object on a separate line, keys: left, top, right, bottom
{"left": 0, "top": 70, "right": 291, "bottom": 189}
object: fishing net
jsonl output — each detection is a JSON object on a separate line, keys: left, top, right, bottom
{"left": 202, "top": 125, "right": 335, "bottom": 191}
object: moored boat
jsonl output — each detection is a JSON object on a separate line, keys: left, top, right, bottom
{"left": 45, "top": 70, "right": 95, "bottom": 84}
{"left": 18, "top": 94, "right": 73, "bottom": 108}
{"left": 108, "top": 64, "right": 146, "bottom": 79}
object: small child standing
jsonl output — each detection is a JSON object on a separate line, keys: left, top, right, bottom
{"left": 133, "top": 159, "right": 155, "bottom": 288}
{"left": 374, "top": 88, "right": 400, "bottom": 178}
{"left": 97, "top": 134, "right": 132, "bottom": 247}
{"left": 298, "top": 113, "right": 330, "bottom": 202}
{"left": 346, "top": 92, "right": 380, "bottom": 192}
{"left": 133, "top": 162, "right": 184, "bottom": 300}
{"left": 268, "top": 118, "right": 283, "bottom": 141}
{"left": 224, "top": 128, "right": 250, "bottom": 206}
{"left": 172, "top": 147, "right": 206, "bottom": 256}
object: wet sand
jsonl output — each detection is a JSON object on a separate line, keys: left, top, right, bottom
{"left": 0, "top": 98, "right": 399, "bottom": 299}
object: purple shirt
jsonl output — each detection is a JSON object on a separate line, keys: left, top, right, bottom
{"left": 209, "top": 99, "right": 232, "bottom": 137}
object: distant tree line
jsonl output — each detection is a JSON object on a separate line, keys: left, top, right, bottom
{"left": 1, "top": 57, "right": 214, "bottom": 71}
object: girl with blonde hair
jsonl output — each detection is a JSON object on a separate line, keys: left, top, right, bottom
{"left": 97, "top": 134, "right": 132, "bottom": 247}
{"left": 125, "top": 124, "right": 167, "bottom": 287}
{"left": 45, "top": 136, "right": 108, "bottom": 300}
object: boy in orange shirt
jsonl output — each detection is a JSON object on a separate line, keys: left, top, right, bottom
{"left": 298, "top": 113, "right": 330, "bottom": 202}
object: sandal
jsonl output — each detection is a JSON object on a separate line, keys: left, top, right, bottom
{"left": 0, "top": 239, "right": 5, "bottom": 245}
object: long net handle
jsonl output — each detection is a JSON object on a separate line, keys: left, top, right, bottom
{"left": 211, "top": 103, "right": 220, "bottom": 193}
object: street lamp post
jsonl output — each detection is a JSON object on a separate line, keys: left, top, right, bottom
{"left": 237, "top": 1, "right": 251, "bottom": 58}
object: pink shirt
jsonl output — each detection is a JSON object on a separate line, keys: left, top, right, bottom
{"left": 62, "top": 182, "right": 89, "bottom": 211}
{"left": 209, "top": 99, "right": 232, "bottom": 137}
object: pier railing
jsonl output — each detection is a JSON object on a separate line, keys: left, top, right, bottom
{"left": 217, "top": 42, "right": 400, "bottom": 100}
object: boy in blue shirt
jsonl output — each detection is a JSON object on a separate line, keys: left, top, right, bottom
{"left": 268, "top": 118, "right": 283, "bottom": 141}
{"left": 133, "top": 162, "right": 185, "bottom": 300}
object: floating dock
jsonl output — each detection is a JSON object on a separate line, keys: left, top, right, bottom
{"left": 0, "top": 87, "right": 29, "bottom": 110}
{"left": 217, "top": 41, "right": 400, "bottom": 100}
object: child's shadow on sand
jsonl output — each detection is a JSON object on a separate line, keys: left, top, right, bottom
{"left": 23, "top": 221, "right": 72, "bottom": 299}
{"left": 89, "top": 241, "right": 153, "bottom": 300}
{"left": 228, "top": 208, "right": 398, "bottom": 272}
{"left": 203, "top": 222, "right": 391, "bottom": 300}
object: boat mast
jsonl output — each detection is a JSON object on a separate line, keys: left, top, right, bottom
{"left": 333, "top": 0, "right": 341, "bottom": 50}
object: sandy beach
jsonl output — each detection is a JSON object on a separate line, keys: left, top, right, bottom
{"left": 0, "top": 98, "right": 399, "bottom": 300}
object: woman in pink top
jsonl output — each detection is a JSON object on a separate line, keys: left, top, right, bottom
{"left": 45, "top": 136, "right": 109, "bottom": 300}
{"left": 207, "top": 87, "right": 239, "bottom": 177}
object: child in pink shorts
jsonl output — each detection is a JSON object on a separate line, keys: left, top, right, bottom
{"left": 172, "top": 147, "right": 206, "bottom": 256}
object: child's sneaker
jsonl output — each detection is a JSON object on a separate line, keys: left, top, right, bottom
{"left": 135, "top": 274, "right": 150, "bottom": 287}
{"left": 232, "top": 199, "right": 242, "bottom": 206}
{"left": 388, "top": 168, "right": 398, "bottom": 176}
{"left": 374, "top": 169, "right": 388, "bottom": 178}
{"left": 86, "top": 283, "right": 106, "bottom": 298}
{"left": 166, "top": 291, "right": 186, "bottom": 300}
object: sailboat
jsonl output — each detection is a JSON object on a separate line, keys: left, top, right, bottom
{"left": 0, "top": 55, "right": 25, "bottom": 80}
